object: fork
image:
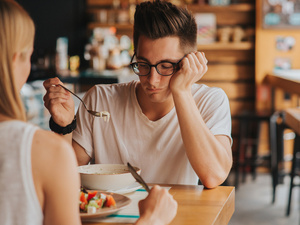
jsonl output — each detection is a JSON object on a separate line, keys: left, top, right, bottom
{"left": 127, "top": 162, "right": 150, "bottom": 192}
{"left": 58, "top": 84, "right": 110, "bottom": 122}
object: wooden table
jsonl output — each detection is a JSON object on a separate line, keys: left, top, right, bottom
{"left": 83, "top": 185, "right": 235, "bottom": 225}
{"left": 265, "top": 73, "right": 300, "bottom": 96}
{"left": 285, "top": 108, "right": 300, "bottom": 136}
{"left": 264, "top": 73, "right": 300, "bottom": 112}
{"left": 264, "top": 72, "right": 300, "bottom": 204}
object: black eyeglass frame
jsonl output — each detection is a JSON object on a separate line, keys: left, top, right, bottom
{"left": 129, "top": 53, "right": 185, "bottom": 76}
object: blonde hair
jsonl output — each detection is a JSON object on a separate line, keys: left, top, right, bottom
{"left": 0, "top": 0, "right": 35, "bottom": 121}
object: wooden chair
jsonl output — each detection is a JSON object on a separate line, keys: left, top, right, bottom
{"left": 270, "top": 108, "right": 300, "bottom": 216}
{"left": 283, "top": 108, "right": 300, "bottom": 216}
{"left": 234, "top": 110, "right": 271, "bottom": 189}
{"left": 269, "top": 111, "right": 286, "bottom": 203}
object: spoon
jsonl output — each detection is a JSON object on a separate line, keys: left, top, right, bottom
{"left": 58, "top": 84, "right": 110, "bottom": 121}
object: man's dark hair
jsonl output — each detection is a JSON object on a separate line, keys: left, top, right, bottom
{"left": 133, "top": 0, "right": 197, "bottom": 53}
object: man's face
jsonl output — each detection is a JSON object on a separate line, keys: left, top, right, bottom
{"left": 136, "top": 35, "right": 184, "bottom": 104}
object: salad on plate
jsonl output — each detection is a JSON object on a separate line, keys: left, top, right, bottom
{"left": 79, "top": 187, "right": 116, "bottom": 214}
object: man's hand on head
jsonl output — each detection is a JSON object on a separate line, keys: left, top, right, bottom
{"left": 169, "top": 51, "right": 208, "bottom": 94}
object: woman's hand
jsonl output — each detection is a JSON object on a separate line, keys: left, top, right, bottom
{"left": 136, "top": 185, "right": 177, "bottom": 225}
{"left": 170, "top": 51, "right": 208, "bottom": 94}
{"left": 43, "top": 77, "right": 75, "bottom": 127}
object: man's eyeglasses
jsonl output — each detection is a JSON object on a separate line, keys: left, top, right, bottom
{"left": 130, "top": 53, "right": 184, "bottom": 76}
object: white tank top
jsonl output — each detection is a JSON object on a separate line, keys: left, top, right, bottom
{"left": 0, "top": 120, "right": 43, "bottom": 225}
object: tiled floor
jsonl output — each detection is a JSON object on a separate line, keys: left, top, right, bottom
{"left": 228, "top": 173, "right": 299, "bottom": 225}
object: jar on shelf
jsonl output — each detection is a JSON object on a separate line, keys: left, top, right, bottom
{"left": 107, "top": 48, "right": 123, "bottom": 70}
{"left": 217, "top": 26, "right": 232, "bottom": 43}
{"left": 232, "top": 26, "right": 245, "bottom": 42}
{"left": 208, "top": 0, "right": 230, "bottom": 6}
{"left": 96, "top": 10, "right": 107, "bottom": 23}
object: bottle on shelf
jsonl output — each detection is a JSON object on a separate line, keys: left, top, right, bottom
{"left": 55, "top": 37, "right": 69, "bottom": 76}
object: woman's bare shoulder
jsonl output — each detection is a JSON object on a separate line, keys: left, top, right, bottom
{"left": 31, "top": 130, "right": 81, "bottom": 225}
{"left": 31, "top": 129, "right": 79, "bottom": 186}
{"left": 31, "top": 129, "right": 78, "bottom": 176}
{"left": 32, "top": 130, "right": 74, "bottom": 156}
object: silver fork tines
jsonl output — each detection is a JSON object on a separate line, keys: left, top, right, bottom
{"left": 57, "top": 84, "right": 110, "bottom": 122}
{"left": 88, "top": 110, "right": 110, "bottom": 122}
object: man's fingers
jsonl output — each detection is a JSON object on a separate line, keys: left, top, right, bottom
{"left": 196, "top": 52, "right": 207, "bottom": 66}
{"left": 43, "top": 77, "right": 63, "bottom": 89}
{"left": 49, "top": 97, "right": 70, "bottom": 105}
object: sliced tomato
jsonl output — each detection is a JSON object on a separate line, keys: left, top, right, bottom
{"left": 80, "top": 191, "right": 87, "bottom": 204}
{"left": 104, "top": 194, "right": 116, "bottom": 207}
{"left": 87, "top": 191, "right": 98, "bottom": 201}
{"left": 96, "top": 198, "right": 103, "bottom": 208}
{"left": 80, "top": 201, "right": 86, "bottom": 210}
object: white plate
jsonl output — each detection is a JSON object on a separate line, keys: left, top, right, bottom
{"left": 107, "top": 182, "right": 142, "bottom": 194}
{"left": 80, "top": 192, "right": 131, "bottom": 219}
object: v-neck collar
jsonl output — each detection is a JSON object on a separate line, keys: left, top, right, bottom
{"left": 131, "top": 81, "right": 176, "bottom": 124}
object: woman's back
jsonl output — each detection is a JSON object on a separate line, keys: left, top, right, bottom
{"left": 0, "top": 121, "right": 43, "bottom": 225}
{"left": 0, "top": 120, "right": 81, "bottom": 225}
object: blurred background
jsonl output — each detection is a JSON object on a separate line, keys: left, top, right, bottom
{"left": 15, "top": 0, "right": 300, "bottom": 224}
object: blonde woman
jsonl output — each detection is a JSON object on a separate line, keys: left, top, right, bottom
{"left": 0, "top": 1, "right": 177, "bottom": 225}
{"left": 0, "top": 0, "right": 81, "bottom": 224}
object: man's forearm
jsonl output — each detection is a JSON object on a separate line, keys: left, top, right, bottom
{"left": 172, "top": 90, "right": 232, "bottom": 188}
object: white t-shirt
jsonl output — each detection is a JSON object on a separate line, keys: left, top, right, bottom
{"left": 73, "top": 81, "right": 232, "bottom": 185}
{"left": 0, "top": 121, "right": 43, "bottom": 225}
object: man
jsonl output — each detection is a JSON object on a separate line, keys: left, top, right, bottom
{"left": 43, "top": 0, "right": 232, "bottom": 188}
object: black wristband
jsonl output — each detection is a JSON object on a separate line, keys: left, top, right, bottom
{"left": 49, "top": 116, "right": 77, "bottom": 135}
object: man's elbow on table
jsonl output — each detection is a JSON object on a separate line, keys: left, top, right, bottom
{"left": 200, "top": 170, "right": 230, "bottom": 189}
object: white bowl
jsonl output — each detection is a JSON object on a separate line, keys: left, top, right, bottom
{"left": 78, "top": 164, "right": 141, "bottom": 191}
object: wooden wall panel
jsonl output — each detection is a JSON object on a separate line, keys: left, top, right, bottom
{"left": 204, "top": 50, "right": 255, "bottom": 63}
{"left": 200, "top": 82, "right": 255, "bottom": 99}
{"left": 231, "top": 120, "right": 239, "bottom": 136}
{"left": 87, "top": 0, "right": 114, "bottom": 7}
{"left": 203, "top": 64, "right": 254, "bottom": 81}
{"left": 230, "top": 100, "right": 255, "bottom": 116}
{"left": 215, "top": 11, "right": 255, "bottom": 26}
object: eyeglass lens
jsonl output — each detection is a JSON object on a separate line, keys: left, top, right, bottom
{"left": 132, "top": 62, "right": 175, "bottom": 76}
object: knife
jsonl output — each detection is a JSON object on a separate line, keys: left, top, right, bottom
{"left": 127, "top": 162, "right": 150, "bottom": 193}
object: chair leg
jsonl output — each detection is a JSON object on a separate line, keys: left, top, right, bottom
{"left": 270, "top": 112, "right": 279, "bottom": 203}
{"left": 277, "top": 121, "right": 285, "bottom": 184}
{"left": 235, "top": 119, "right": 246, "bottom": 189}
{"left": 241, "top": 121, "right": 249, "bottom": 183}
{"left": 286, "top": 134, "right": 300, "bottom": 216}
{"left": 251, "top": 121, "right": 261, "bottom": 181}
{"left": 234, "top": 144, "right": 240, "bottom": 189}
{"left": 270, "top": 111, "right": 285, "bottom": 204}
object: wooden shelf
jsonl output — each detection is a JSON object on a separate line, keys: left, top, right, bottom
{"left": 87, "top": 3, "right": 255, "bottom": 28}
{"left": 87, "top": 0, "right": 114, "bottom": 7}
{"left": 88, "top": 22, "right": 133, "bottom": 30}
{"left": 187, "top": 3, "right": 255, "bottom": 12}
{"left": 86, "top": 1, "right": 255, "bottom": 11}
{"left": 87, "top": 3, "right": 255, "bottom": 12}
{"left": 198, "top": 42, "right": 254, "bottom": 51}
{"left": 87, "top": 8, "right": 126, "bottom": 13}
